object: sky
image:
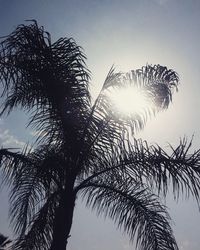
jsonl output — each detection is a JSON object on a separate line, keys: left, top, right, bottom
{"left": 0, "top": 0, "right": 200, "bottom": 249}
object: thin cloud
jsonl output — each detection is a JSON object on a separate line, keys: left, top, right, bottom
{"left": 0, "top": 129, "right": 25, "bottom": 148}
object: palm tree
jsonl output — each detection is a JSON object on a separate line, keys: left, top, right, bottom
{"left": 0, "top": 234, "right": 11, "bottom": 250}
{"left": 0, "top": 21, "right": 200, "bottom": 250}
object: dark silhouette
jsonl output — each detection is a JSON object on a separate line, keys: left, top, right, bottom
{"left": 0, "top": 234, "right": 11, "bottom": 250}
{"left": 0, "top": 21, "right": 200, "bottom": 250}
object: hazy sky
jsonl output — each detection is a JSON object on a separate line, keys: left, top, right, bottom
{"left": 0, "top": 0, "right": 200, "bottom": 249}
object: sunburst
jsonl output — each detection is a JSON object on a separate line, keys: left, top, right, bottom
{"left": 108, "top": 86, "right": 152, "bottom": 116}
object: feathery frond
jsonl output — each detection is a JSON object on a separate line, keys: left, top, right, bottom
{"left": 13, "top": 192, "right": 59, "bottom": 250}
{"left": 77, "top": 137, "right": 200, "bottom": 204}
{"left": 92, "top": 64, "right": 179, "bottom": 135}
{"left": 0, "top": 21, "right": 91, "bottom": 146}
{"left": 80, "top": 181, "right": 178, "bottom": 250}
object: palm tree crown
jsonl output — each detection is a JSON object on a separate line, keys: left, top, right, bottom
{"left": 0, "top": 21, "right": 200, "bottom": 250}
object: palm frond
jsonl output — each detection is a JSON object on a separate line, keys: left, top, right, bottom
{"left": 0, "top": 234, "right": 11, "bottom": 249}
{"left": 77, "top": 137, "right": 200, "bottom": 205}
{"left": 0, "top": 147, "right": 32, "bottom": 188}
{"left": 0, "top": 147, "right": 45, "bottom": 235}
{"left": 0, "top": 145, "right": 66, "bottom": 236}
{"left": 128, "top": 138, "right": 200, "bottom": 202}
{"left": 77, "top": 65, "right": 179, "bottom": 172}
{"left": 0, "top": 21, "right": 91, "bottom": 146}
{"left": 91, "top": 64, "right": 179, "bottom": 136}
{"left": 13, "top": 191, "right": 59, "bottom": 250}
{"left": 103, "top": 64, "right": 178, "bottom": 105}
{"left": 80, "top": 181, "right": 178, "bottom": 250}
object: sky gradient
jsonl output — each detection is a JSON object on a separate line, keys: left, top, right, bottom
{"left": 0, "top": 0, "right": 200, "bottom": 249}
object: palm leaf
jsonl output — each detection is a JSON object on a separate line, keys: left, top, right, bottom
{"left": 91, "top": 64, "right": 179, "bottom": 135}
{"left": 0, "top": 234, "right": 11, "bottom": 249}
{"left": 77, "top": 137, "right": 200, "bottom": 204}
{"left": 78, "top": 65, "right": 179, "bottom": 172}
{"left": 80, "top": 181, "right": 178, "bottom": 250}
{"left": 0, "top": 146, "right": 65, "bottom": 236}
{"left": 0, "top": 21, "right": 91, "bottom": 146}
{"left": 13, "top": 191, "right": 59, "bottom": 250}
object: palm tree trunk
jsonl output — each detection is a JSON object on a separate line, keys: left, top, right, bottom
{"left": 50, "top": 191, "right": 76, "bottom": 250}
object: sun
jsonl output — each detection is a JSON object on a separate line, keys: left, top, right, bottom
{"left": 107, "top": 86, "right": 151, "bottom": 116}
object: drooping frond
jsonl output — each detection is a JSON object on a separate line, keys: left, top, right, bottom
{"left": 77, "top": 137, "right": 200, "bottom": 205}
{"left": 0, "top": 146, "right": 66, "bottom": 237}
{"left": 126, "top": 138, "right": 200, "bottom": 202}
{"left": 0, "top": 20, "right": 91, "bottom": 146}
{"left": 0, "top": 148, "right": 32, "bottom": 189}
{"left": 0, "top": 147, "right": 44, "bottom": 235}
{"left": 75, "top": 136, "right": 200, "bottom": 250}
{"left": 80, "top": 181, "right": 178, "bottom": 250}
{"left": 13, "top": 191, "right": 59, "bottom": 250}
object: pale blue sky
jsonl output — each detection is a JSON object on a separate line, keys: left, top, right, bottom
{"left": 0, "top": 0, "right": 200, "bottom": 249}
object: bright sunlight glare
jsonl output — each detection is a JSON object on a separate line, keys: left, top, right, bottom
{"left": 108, "top": 86, "right": 152, "bottom": 116}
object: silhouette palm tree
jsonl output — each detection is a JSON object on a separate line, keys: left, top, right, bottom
{"left": 0, "top": 234, "right": 11, "bottom": 250}
{"left": 0, "top": 21, "right": 200, "bottom": 250}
